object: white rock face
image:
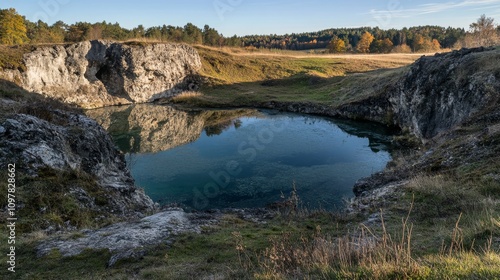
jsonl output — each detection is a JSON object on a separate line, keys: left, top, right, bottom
{"left": 2, "top": 41, "right": 202, "bottom": 109}
{"left": 0, "top": 113, "right": 155, "bottom": 214}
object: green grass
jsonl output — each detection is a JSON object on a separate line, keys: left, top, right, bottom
{"left": 0, "top": 45, "right": 34, "bottom": 72}
{"left": 2, "top": 187, "right": 498, "bottom": 280}
{"left": 0, "top": 211, "right": 353, "bottom": 280}
{"left": 169, "top": 47, "right": 414, "bottom": 108}
{"left": 0, "top": 168, "right": 121, "bottom": 234}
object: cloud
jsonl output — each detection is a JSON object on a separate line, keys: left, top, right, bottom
{"left": 368, "top": 0, "right": 500, "bottom": 18}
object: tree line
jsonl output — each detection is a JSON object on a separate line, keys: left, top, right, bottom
{"left": 0, "top": 8, "right": 499, "bottom": 53}
{"left": 0, "top": 8, "right": 236, "bottom": 47}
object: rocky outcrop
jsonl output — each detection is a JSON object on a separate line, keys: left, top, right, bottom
{"left": 390, "top": 47, "right": 500, "bottom": 139}
{"left": 0, "top": 111, "right": 154, "bottom": 215}
{"left": 0, "top": 41, "right": 202, "bottom": 109}
{"left": 351, "top": 47, "right": 500, "bottom": 197}
{"left": 36, "top": 209, "right": 213, "bottom": 266}
{"left": 36, "top": 207, "right": 273, "bottom": 266}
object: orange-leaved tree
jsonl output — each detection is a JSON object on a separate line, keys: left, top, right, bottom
{"left": 328, "top": 37, "right": 346, "bottom": 53}
{"left": 356, "top": 31, "right": 374, "bottom": 53}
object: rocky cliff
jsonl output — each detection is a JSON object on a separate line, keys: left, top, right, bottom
{"left": 351, "top": 47, "right": 500, "bottom": 198}
{"left": 328, "top": 47, "right": 500, "bottom": 141}
{"left": 0, "top": 96, "right": 155, "bottom": 230}
{"left": 0, "top": 41, "right": 202, "bottom": 109}
{"left": 391, "top": 47, "right": 500, "bottom": 139}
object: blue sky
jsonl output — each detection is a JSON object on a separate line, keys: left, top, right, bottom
{"left": 2, "top": 0, "right": 500, "bottom": 36}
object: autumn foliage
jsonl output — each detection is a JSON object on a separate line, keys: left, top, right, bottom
{"left": 0, "top": 8, "right": 499, "bottom": 54}
{"left": 0, "top": 8, "right": 28, "bottom": 45}
{"left": 327, "top": 37, "right": 346, "bottom": 53}
{"left": 355, "top": 32, "right": 374, "bottom": 53}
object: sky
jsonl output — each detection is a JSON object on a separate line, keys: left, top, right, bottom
{"left": 1, "top": 0, "right": 500, "bottom": 36}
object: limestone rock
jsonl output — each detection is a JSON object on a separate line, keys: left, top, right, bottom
{"left": 36, "top": 209, "right": 218, "bottom": 266}
{"left": 391, "top": 47, "right": 500, "bottom": 139}
{"left": 0, "top": 41, "right": 202, "bottom": 109}
{"left": 0, "top": 112, "right": 154, "bottom": 215}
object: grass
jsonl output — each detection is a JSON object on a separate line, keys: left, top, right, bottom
{"left": 3, "top": 184, "right": 498, "bottom": 279}
{"left": 164, "top": 46, "right": 417, "bottom": 109}
{"left": 0, "top": 168, "right": 122, "bottom": 234}
{"left": 0, "top": 45, "right": 35, "bottom": 72}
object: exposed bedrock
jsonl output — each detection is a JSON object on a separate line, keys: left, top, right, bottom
{"left": 0, "top": 41, "right": 202, "bottom": 109}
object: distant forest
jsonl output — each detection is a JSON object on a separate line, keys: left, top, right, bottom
{"left": 1, "top": 8, "right": 499, "bottom": 53}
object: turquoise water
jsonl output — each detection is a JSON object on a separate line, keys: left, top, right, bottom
{"left": 88, "top": 105, "right": 392, "bottom": 210}
{"left": 89, "top": 105, "right": 393, "bottom": 211}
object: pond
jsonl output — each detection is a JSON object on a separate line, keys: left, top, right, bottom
{"left": 87, "top": 104, "right": 393, "bottom": 210}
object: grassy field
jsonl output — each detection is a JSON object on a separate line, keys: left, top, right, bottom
{"left": 168, "top": 46, "right": 420, "bottom": 108}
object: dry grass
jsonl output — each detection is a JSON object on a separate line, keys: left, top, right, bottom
{"left": 254, "top": 200, "right": 421, "bottom": 279}
{"left": 252, "top": 208, "right": 500, "bottom": 279}
{"left": 238, "top": 175, "right": 500, "bottom": 279}
{"left": 170, "top": 91, "right": 203, "bottom": 102}
{"left": 171, "top": 46, "right": 417, "bottom": 108}
{"left": 196, "top": 44, "right": 434, "bottom": 64}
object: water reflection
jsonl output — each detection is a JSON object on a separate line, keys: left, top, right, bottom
{"left": 86, "top": 104, "right": 259, "bottom": 153}
{"left": 86, "top": 105, "right": 394, "bottom": 210}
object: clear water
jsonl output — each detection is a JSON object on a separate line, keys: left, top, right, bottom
{"left": 87, "top": 104, "right": 393, "bottom": 210}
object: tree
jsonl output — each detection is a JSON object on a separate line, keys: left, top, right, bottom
{"left": 328, "top": 37, "right": 346, "bottom": 53}
{"left": 431, "top": 39, "right": 441, "bottom": 50}
{"left": 412, "top": 34, "right": 440, "bottom": 52}
{"left": 392, "top": 44, "right": 412, "bottom": 53}
{"left": 0, "top": 8, "right": 29, "bottom": 45}
{"left": 65, "top": 22, "right": 91, "bottom": 42}
{"left": 469, "top": 14, "right": 498, "bottom": 47}
{"left": 203, "top": 24, "right": 223, "bottom": 46}
{"left": 356, "top": 31, "right": 374, "bottom": 53}
{"left": 225, "top": 35, "right": 242, "bottom": 47}
{"left": 102, "top": 22, "right": 130, "bottom": 41}
{"left": 87, "top": 24, "right": 103, "bottom": 40}
{"left": 370, "top": 38, "right": 393, "bottom": 53}
{"left": 183, "top": 23, "right": 202, "bottom": 44}
{"left": 26, "top": 20, "right": 65, "bottom": 44}
{"left": 165, "top": 25, "right": 184, "bottom": 42}
{"left": 132, "top": 25, "right": 145, "bottom": 38}
{"left": 145, "top": 26, "right": 162, "bottom": 40}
